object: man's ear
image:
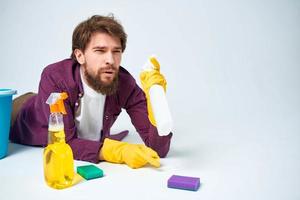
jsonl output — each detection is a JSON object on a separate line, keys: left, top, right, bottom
{"left": 74, "top": 49, "right": 85, "bottom": 64}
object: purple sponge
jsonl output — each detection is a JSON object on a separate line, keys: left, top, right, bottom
{"left": 167, "top": 175, "right": 200, "bottom": 191}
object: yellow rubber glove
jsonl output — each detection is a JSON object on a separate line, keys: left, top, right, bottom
{"left": 102, "top": 138, "right": 160, "bottom": 169}
{"left": 140, "top": 57, "right": 167, "bottom": 126}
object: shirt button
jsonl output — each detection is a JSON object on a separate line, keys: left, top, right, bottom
{"left": 105, "top": 115, "right": 109, "bottom": 120}
{"left": 78, "top": 93, "right": 83, "bottom": 97}
{"left": 75, "top": 102, "right": 79, "bottom": 106}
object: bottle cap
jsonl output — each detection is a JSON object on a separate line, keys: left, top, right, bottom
{"left": 46, "top": 92, "right": 68, "bottom": 114}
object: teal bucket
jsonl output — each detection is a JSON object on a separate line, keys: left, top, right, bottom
{"left": 0, "top": 89, "right": 17, "bottom": 159}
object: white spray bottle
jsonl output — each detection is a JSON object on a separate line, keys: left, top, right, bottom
{"left": 141, "top": 56, "right": 173, "bottom": 136}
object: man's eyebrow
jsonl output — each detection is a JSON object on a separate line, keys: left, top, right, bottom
{"left": 92, "top": 46, "right": 122, "bottom": 50}
{"left": 92, "top": 46, "right": 106, "bottom": 49}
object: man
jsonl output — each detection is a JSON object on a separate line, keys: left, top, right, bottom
{"left": 10, "top": 15, "right": 172, "bottom": 169}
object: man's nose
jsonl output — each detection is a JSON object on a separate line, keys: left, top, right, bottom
{"left": 105, "top": 52, "right": 114, "bottom": 65}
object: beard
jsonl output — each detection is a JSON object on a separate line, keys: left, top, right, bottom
{"left": 84, "top": 66, "right": 119, "bottom": 95}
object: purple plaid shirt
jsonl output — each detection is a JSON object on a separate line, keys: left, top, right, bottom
{"left": 10, "top": 59, "right": 172, "bottom": 163}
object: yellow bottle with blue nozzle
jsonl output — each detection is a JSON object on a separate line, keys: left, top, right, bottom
{"left": 43, "top": 92, "right": 74, "bottom": 189}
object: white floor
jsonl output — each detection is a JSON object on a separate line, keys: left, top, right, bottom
{"left": 0, "top": 109, "right": 299, "bottom": 200}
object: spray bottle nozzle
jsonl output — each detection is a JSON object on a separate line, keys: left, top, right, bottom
{"left": 143, "top": 55, "right": 161, "bottom": 71}
{"left": 46, "top": 92, "right": 68, "bottom": 114}
{"left": 149, "top": 56, "right": 160, "bottom": 70}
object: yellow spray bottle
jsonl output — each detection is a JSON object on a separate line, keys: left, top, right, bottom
{"left": 43, "top": 92, "right": 74, "bottom": 189}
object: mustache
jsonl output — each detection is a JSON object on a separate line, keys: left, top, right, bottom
{"left": 99, "top": 65, "right": 118, "bottom": 73}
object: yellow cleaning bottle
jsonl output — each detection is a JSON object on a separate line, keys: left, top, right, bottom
{"left": 43, "top": 92, "right": 74, "bottom": 189}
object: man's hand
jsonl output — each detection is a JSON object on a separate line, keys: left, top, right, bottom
{"left": 101, "top": 138, "right": 160, "bottom": 169}
{"left": 140, "top": 65, "right": 167, "bottom": 126}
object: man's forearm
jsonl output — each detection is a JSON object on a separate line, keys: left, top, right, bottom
{"left": 98, "top": 148, "right": 104, "bottom": 161}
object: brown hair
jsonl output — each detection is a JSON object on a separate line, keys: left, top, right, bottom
{"left": 71, "top": 14, "right": 127, "bottom": 60}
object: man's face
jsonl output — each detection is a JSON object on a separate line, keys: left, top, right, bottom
{"left": 75, "top": 32, "right": 122, "bottom": 94}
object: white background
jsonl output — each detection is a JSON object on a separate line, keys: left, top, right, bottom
{"left": 0, "top": 0, "right": 299, "bottom": 199}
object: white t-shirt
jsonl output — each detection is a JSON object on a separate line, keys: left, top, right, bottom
{"left": 75, "top": 68, "right": 106, "bottom": 141}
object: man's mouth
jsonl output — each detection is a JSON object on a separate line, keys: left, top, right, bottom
{"left": 101, "top": 70, "right": 116, "bottom": 80}
{"left": 104, "top": 71, "right": 114, "bottom": 74}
